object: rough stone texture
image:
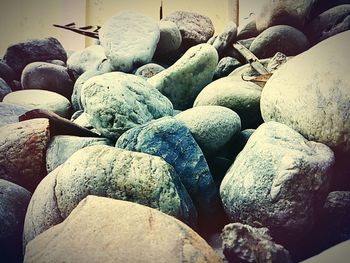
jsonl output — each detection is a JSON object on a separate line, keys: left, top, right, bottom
{"left": 21, "top": 62, "right": 74, "bottom": 98}
{"left": 0, "top": 179, "right": 31, "bottom": 263}
{"left": 0, "top": 102, "right": 28, "bottom": 127}
{"left": 213, "top": 57, "right": 242, "bottom": 80}
{"left": 67, "top": 45, "right": 106, "bottom": 76}
{"left": 256, "top": 0, "right": 315, "bottom": 32}
{"left": 99, "top": 11, "right": 160, "bottom": 72}
{"left": 148, "top": 43, "right": 218, "bottom": 110}
{"left": 175, "top": 106, "right": 241, "bottom": 155}
{"left": 163, "top": 11, "right": 215, "bottom": 51}
{"left": 220, "top": 122, "right": 335, "bottom": 245}
{"left": 222, "top": 223, "right": 293, "bottom": 263}
{"left": 134, "top": 63, "right": 165, "bottom": 79}
{"left": 250, "top": 25, "right": 309, "bottom": 59}
{"left": 154, "top": 20, "right": 182, "bottom": 57}
{"left": 46, "top": 135, "right": 112, "bottom": 172}
{"left": 24, "top": 196, "right": 221, "bottom": 263}
{"left": 0, "top": 77, "right": 12, "bottom": 101}
{"left": 194, "top": 76, "right": 263, "bottom": 129}
{"left": 305, "top": 5, "right": 350, "bottom": 45}
{"left": 3, "top": 37, "right": 67, "bottom": 80}
{"left": 116, "top": 117, "right": 221, "bottom": 223}
{"left": 3, "top": 89, "right": 71, "bottom": 118}
{"left": 81, "top": 72, "right": 173, "bottom": 139}
{"left": 0, "top": 118, "right": 50, "bottom": 192}
{"left": 211, "top": 21, "right": 238, "bottom": 58}
{"left": 261, "top": 31, "right": 350, "bottom": 154}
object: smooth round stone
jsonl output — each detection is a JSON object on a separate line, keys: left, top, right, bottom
{"left": 24, "top": 196, "right": 221, "bottom": 263}
{"left": 99, "top": 11, "right": 160, "bottom": 72}
{"left": 175, "top": 106, "right": 241, "bottom": 154}
{"left": 261, "top": 31, "right": 350, "bottom": 154}
{"left": 134, "top": 63, "right": 165, "bottom": 79}
{"left": 3, "top": 89, "right": 71, "bottom": 118}
{"left": 0, "top": 102, "right": 29, "bottom": 127}
{"left": 250, "top": 25, "right": 309, "bottom": 59}
{"left": 0, "top": 78, "right": 12, "bottom": 101}
{"left": 21, "top": 62, "right": 73, "bottom": 98}
{"left": 154, "top": 20, "right": 182, "bottom": 57}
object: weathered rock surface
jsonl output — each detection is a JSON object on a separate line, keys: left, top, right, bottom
{"left": 23, "top": 145, "right": 196, "bottom": 246}
{"left": 24, "top": 196, "right": 221, "bottom": 263}
{"left": 81, "top": 72, "right": 173, "bottom": 139}
{"left": 99, "top": 11, "right": 160, "bottom": 72}
{"left": 0, "top": 179, "right": 31, "bottom": 263}
{"left": 213, "top": 57, "right": 241, "bottom": 80}
{"left": 148, "top": 43, "right": 218, "bottom": 110}
{"left": 3, "top": 37, "right": 67, "bottom": 80}
{"left": 134, "top": 63, "right": 165, "bottom": 79}
{"left": 154, "top": 20, "right": 182, "bottom": 57}
{"left": 261, "top": 31, "right": 350, "bottom": 154}
{"left": 220, "top": 122, "right": 334, "bottom": 245}
{"left": 0, "top": 102, "right": 28, "bottom": 127}
{"left": 0, "top": 118, "right": 50, "bottom": 192}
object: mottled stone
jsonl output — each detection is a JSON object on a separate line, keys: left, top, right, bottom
{"left": 0, "top": 102, "right": 28, "bottom": 127}
{"left": 134, "top": 63, "right": 165, "bottom": 79}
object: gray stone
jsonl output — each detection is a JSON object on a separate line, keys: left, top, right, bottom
{"left": 0, "top": 102, "right": 29, "bottom": 127}
{"left": 81, "top": 72, "right": 173, "bottom": 139}
{"left": 213, "top": 57, "right": 242, "bottom": 80}
{"left": 256, "top": 0, "right": 315, "bottom": 32}
{"left": 46, "top": 135, "right": 112, "bottom": 172}
{"left": 194, "top": 76, "right": 263, "bottom": 129}
{"left": 212, "top": 21, "right": 238, "bottom": 58}
{"left": 99, "top": 11, "right": 160, "bottom": 72}
{"left": 220, "top": 122, "right": 334, "bottom": 245}
{"left": 309, "top": 0, "right": 350, "bottom": 19}
{"left": 163, "top": 11, "right": 215, "bottom": 50}
{"left": 21, "top": 62, "right": 73, "bottom": 98}
{"left": 24, "top": 196, "right": 221, "bottom": 263}
{"left": 0, "top": 60, "right": 15, "bottom": 85}
{"left": 3, "top": 89, "right": 71, "bottom": 118}
{"left": 222, "top": 223, "right": 293, "bottom": 263}
{"left": 175, "top": 106, "right": 241, "bottom": 155}
{"left": 0, "top": 119, "right": 50, "bottom": 192}
{"left": 261, "top": 31, "right": 350, "bottom": 154}
{"left": 134, "top": 63, "right": 165, "bottom": 79}
{"left": 0, "top": 179, "right": 31, "bottom": 262}
{"left": 3, "top": 37, "right": 67, "bottom": 80}
{"left": 67, "top": 45, "right": 106, "bottom": 75}
{"left": 46, "top": 59, "right": 65, "bottom": 67}
{"left": 154, "top": 20, "right": 182, "bottom": 57}
{"left": 148, "top": 43, "right": 218, "bottom": 110}
{"left": 250, "top": 25, "right": 309, "bottom": 59}
{"left": 72, "top": 111, "right": 94, "bottom": 130}
{"left": 24, "top": 145, "right": 197, "bottom": 247}
{"left": 237, "top": 17, "right": 259, "bottom": 40}
{"left": 305, "top": 4, "right": 350, "bottom": 45}
{"left": 0, "top": 78, "right": 11, "bottom": 101}
{"left": 267, "top": 52, "right": 288, "bottom": 72}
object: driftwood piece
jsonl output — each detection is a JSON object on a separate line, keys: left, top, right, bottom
{"left": 53, "top": 22, "right": 100, "bottom": 39}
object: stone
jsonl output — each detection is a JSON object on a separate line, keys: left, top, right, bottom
{"left": 24, "top": 196, "right": 221, "bottom": 263}
{"left": 222, "top": 223, "right": 293, "bottom": 263}
{"left": 305, "top": 5, "right": 350, "bottom": 45}
{"left": 0, "top": 179, "right": 31, "bottom": 263}
{"left": 0, "top": 118, "right": 50, "bottom": 192}
{"left": 3, "top": 37, "right": 67, "bottom": 80}
{"left": 23, "top": 145, "right": 197, "bottom": 246}
{"left": 134, "top": 63, "right": 165, "bottom": 79}
{"left": 213, "top": 57, "right": 241, "bottom": 80}
{"left": 163, "top": 11, "right": 215, "bottom": 51}
{"left": 256, "top": 0, "right": 315, "bottom": 32}
{"left": 3, "top": 89, "right": 71, "bottom": 118}
{"left": 211, "top": 21, "right": 238, "bottom": 58}
{"left": 116, "top": 117, "right": 222, "bottom": 227}
{"left": 194, "top": 76, "right": 263, "bottom": 129}
{"left": 67, "top": 45, "right": 106, "bottom": 76}
{"left": 309, "top": 0, "right": 350, "bottom": 20}
{"left": 0, "top": 102, "right": 28, "bottom": 127}
{"left": 46, "top": 59, "right": 66, "bottom": 67}
{"left": 220, "top": 122, "right": 335, "bottom": 245}
{"left": 148, "top": 43, "right": 218, "bottom": 110}
{"left": 175, "top": 106, "right": 241, "bottom": 155}
{"left": 230, "top": 129, "right": 256, "bottom": 157}
{"left": 237, "top": 17, "right": 259, "bottom": 40}
{"left": 99, "top": 11, "right": 160, "bottom": 72}
{"left": 0, "top": 77, "right": 11, "bottom": 101}
{"left": 46, "top": 135, "right": 112, "bottom": 172}
{"left": 250, "top": 25, "right": 309, "bottom": 59}
{"left": 21, "top": 62, "right": 74, "bottom": 98}
{"left": 81, "top": 72, "right": 173, "bottom": 139}
{"left": 266, "top": 52, "right": 288, "bottom": 72}
{"left": 72, "top": 111, "right": 94, "bottom": 130}
{"left": 260, "top": 31, "right": 350, "bottom": 154}
{"left": 154, "top": 20, "right": 182, "bottom": 57}
{"left": 0, "top": 60, "right": 15, "bottom": 85}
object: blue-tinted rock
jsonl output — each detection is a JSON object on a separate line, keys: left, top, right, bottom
{"left": 0, "top": 78, "right": 11, "bottom": 101}
{"left": 0, "top": 102, "right": 28, "bottom": 127}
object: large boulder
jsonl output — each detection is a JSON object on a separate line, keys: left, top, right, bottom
{"left": 220, "top": 122, "right": 334, "bottom": 245}
{"left": 24, "top": 196, "right": 221, "bottom": 263}
{"left": 99, "top": 11, "right": 160, "bottom": 72}
{"left": 0, "top": 119, "right": 50, "bottom": 192}
{"left": 261, "top": 31, "right": 350, "bottom": 154}
{"left": 81, "top": 72, "right": 173, "bottom": 139}
{"left": 148, "top": 43, "right": 218, "bottom": 110}
{"left": 3, "top": 37, "right": 67, "bottom": 80}
{"left": 23, "top": 145, "right": 196, "bottom": 246}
